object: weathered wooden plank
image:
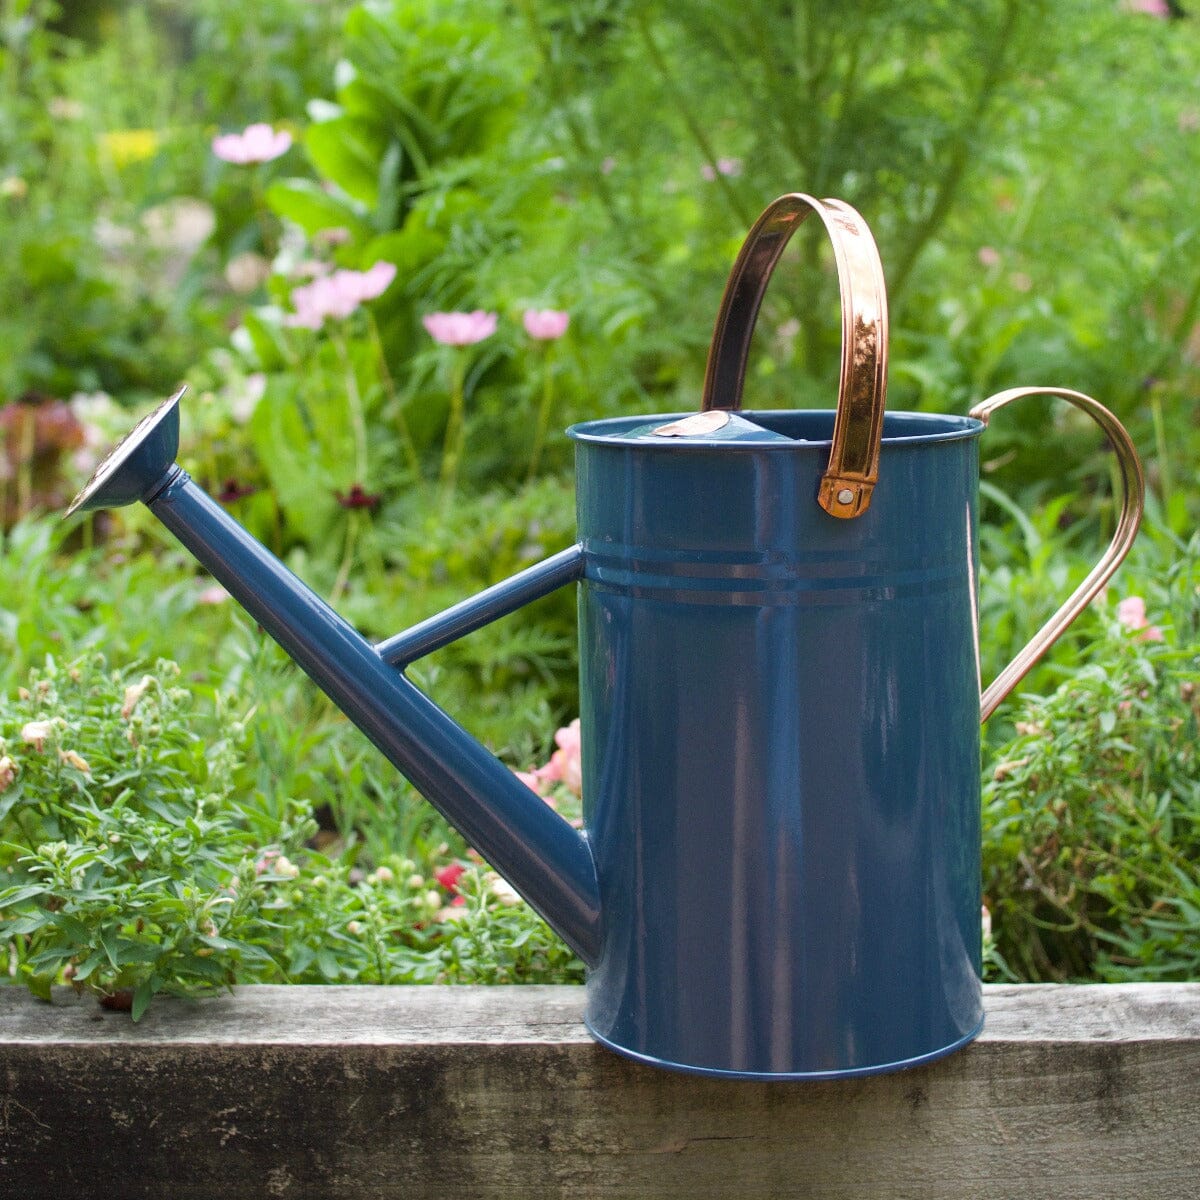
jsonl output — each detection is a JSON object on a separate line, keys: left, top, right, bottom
{"left": 1, "top": 984, "right": 1197, "bottom": 1200}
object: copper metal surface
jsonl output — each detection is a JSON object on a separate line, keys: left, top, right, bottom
{"left": 970, "top": 387, "right": 1146, "bottom": 722}
{"left": 700, "top": 193, "right": 888, "bottom": 518}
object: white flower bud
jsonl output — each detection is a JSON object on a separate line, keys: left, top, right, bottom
{"left": 21, "top": 720, "right": 54, "bottom": 751}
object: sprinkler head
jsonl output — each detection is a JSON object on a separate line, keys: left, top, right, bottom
{"left": 66, "top": 386, "right": 184, "bottom": 517}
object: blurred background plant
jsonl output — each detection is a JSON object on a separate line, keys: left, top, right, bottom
{"left": 0, "top": 0, "right": 1197, "bottom": 1007}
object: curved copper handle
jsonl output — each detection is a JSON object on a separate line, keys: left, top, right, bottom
{"left": 701, "top": 193, "right": 889, "bottom": 519}
{"left": 971, "top": 387, "right": 1145, "bottom": 723}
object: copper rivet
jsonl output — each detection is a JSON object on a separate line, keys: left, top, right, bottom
{"left": 836, "top": 488, "right": 855, "bottom": 505}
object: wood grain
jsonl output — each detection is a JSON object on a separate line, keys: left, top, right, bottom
{"left": 1, "top": 984, "right": 1197, "bottom": 1199}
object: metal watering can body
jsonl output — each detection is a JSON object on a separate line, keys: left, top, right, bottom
{"left": 572, "top": 409, "right": 987, "bottom": 1076}
{"left": 68, "top": 194, "right": 1144, "bottom": 1080}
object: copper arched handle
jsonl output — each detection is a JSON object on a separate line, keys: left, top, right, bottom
{"left": 701, "top": 193, "right": 889, "bottom": 519}
{"left": 971, "top": 387, "right": 1146, "bottom": 723}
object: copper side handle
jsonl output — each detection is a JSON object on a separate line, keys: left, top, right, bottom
{"left": 971, "top": 387, "right": 1145, "bottom": 723}
{"left": 701, "top": 193, "right": 889, "bottom": 519}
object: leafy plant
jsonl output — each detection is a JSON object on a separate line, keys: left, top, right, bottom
{"left": 982, "top": 539, "right": 1200, "bottom": 981}
{"left": 0, "top": 654, "right": 312, "bottom": 1016}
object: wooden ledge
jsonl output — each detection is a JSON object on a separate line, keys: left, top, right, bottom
{"left": 2, "top": 983, "right": 1198, "bottom": 1199}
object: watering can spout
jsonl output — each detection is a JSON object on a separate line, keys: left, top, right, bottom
{"left": 67, "top": 390, "right": 602, "bottom": 965}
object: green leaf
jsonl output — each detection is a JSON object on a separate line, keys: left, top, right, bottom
{"left": 117, "top": 941, "right": 163, "bottom": 965}
{"left": 1, "top": 914, "right": 48, "bottom": 936}
{"left": 265, "top": 179, "right": 370, "bottom": 240}
{"left": 0, "top": 882, "right": 50, "bottom": 906}
{"left": 304, "top": 117, "right": 388, "bottom": 206}
{"left": 0, "top": 780, "right": 26, "bottom": 822}
{"left": 99, "top": 924, "right": 121, "bottom": 970}
{"left": 131, "top": 977, "right": 161, "bottom": 1022}
{"left": 20, "top": 968, "right": 53, "bottom": 1003}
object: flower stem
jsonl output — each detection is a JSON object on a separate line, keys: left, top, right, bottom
{"left": 366, "top": 311, "right": 421, "bottom": 480}
{"left": 16, "top": 411, "right": 35, "bottom": 520}
{"left": 439, "top": 354, "right": 467, "bottom": 507}
{"left": 333, "top": 332, "right": 370, "bottom": 486}
{"left": 331, "top": 510, "right": 359, "bottom": 604}
{"left": 632, "top": 10, "right": 755, "bottom": 231}
{"left": 1150, "top": 391, "right": 1173, "bottom": 507}
{"left": 526, "top": 348, "right": 555, "bottom": 483}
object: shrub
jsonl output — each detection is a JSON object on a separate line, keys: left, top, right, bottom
{"left": 0, "top": 655, "right": 312, "bottom": 1017}
{"left": 982, "top": 557, "right": 1200, "bottom": 981}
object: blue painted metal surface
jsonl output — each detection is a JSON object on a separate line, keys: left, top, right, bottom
{"left": 376, "top": 545, "right": 585, "bottom": 666}
{"left": 568, "top": 409, "right": 985, "bottom": 1077}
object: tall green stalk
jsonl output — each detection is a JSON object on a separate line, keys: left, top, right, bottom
{"left": 525, "top": 347, "right": 556, "bottom": 483}
{"left": 439, "top": 354, "right": 467, "bottom": 508}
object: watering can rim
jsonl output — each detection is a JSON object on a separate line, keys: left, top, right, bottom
{"left": 567, "top": 409, "right": 984, "bottom": 450}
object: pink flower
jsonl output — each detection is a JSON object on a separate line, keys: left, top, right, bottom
{"left": 285, "top": 262, "right": 397, "bottom": 329}
{"left": 422, "top": 310, "right": 498, "bottom": 346}
{"left": 534, "top": 718, "right": 582, "bottom": 797}
{"left": 1124, "top": 0, "right": 1169, "bottom": 15}
{"left": 522, "top": 309, "right": 570, "bottom": 341}
{"left": 435, "top": 863, "right": 467, "bottom": 892}
{"left": 513, "top": 769, "right": 545, "bottom": 794}
{"left": 701, "top": 157, "right": 742, "bottom": 181}
{"left": 1117, "top": 595, "right": 1165, "bottom": 642}
{"left": 978, "top": 246, "right": 1001, "bottom": 268}
{"left": 314, "top": 227, "right": 351, "bottom": 247}
{"left": 211, "top": 123, "right": 292, "bottom": 164}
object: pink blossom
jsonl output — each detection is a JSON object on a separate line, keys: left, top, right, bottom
{"left": 435, "top": 863, "right": 467, "bottom": 892}
{"left": 701, "top": 157, "right": 743, "bottom": 181}
{"left": 978, "top": 246, "right": 1001, "bottom": 268}
{"left": 513, "top": 769, "right": 545, "bottom": 794}
{"left": 534, "top": 718, "right": 582, "bottom": 797}
{"left": 422, "top": 310, "right": 498, "bottom": 346}
{"left": 1124, "top": 0, "right": 1169, "bottom": 15}
{"left": 522, "top": 309, "right": 570, "bottom": 340}
{"left": 1117, "top": 595, "right": 1164, "bottom": 642}
{"left": 211, "top": 123, "right": 292, "bottom": 164}
{"left": 286, "top": 262, "right": 397, "bottom": 329}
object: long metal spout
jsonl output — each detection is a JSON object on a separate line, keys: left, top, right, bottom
{"left": 67, "top": 392, "right": 602, "bottom": 965}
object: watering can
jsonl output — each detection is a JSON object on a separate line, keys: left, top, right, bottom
{"left": 68, "top": 194, "right": 1143, "bottom": 1079}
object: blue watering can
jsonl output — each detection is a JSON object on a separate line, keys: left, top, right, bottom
{"left": 68, "top": 194, "right": 1143, "bottom": 1079}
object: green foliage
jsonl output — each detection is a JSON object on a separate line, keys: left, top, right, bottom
{"left": 0, "top": 650, "right": 586, "bottom": 1015}
{"left": 0, "top": 655, "right": 308, "bottom": 1015}
{"left": 982, "top": 537, "right": 1200, "bottom": 982}
{"left": 0, "top": 0, "right": 352, "bottom": 403}
{"left": 5, "top": 0, "right": 1200, "bottom": 1001}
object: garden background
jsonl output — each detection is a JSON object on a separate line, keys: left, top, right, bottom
{"left": 1, "top": 0, "right": 1198, "bottom": 1018}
